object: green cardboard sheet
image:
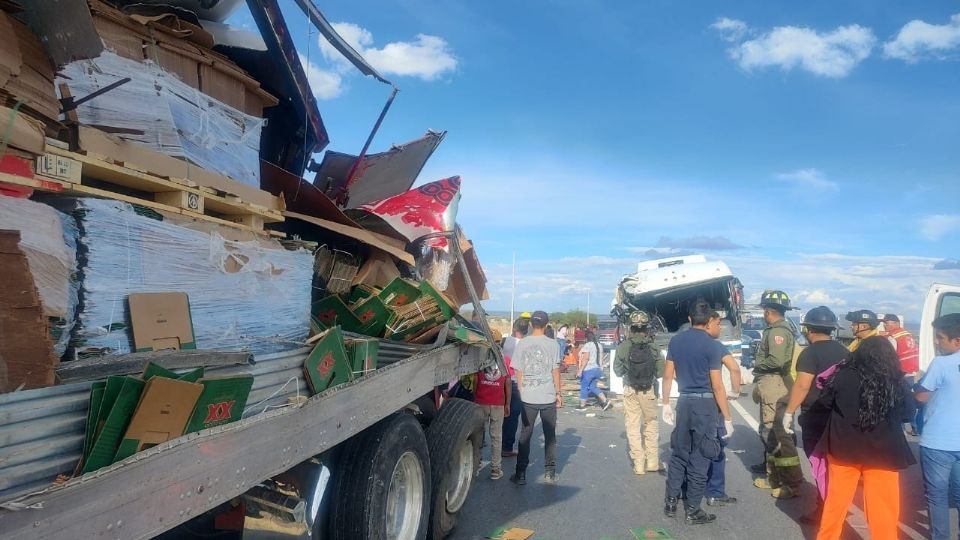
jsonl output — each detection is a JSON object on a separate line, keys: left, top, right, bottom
{"left": 351, "top": 295, "right": 389, "bottom": 337}
{"left": 378, "top": 278, "right": 421, "bottom": 307}
{"left": 312, "top": 295, "right": 365, "bottom": 333}
{"left": 304, "top": 327, "right": 353, "bottom": 395}
{"left": 419, "top": 279, "right": 456, "bottom": 320}
{"left": 142, "top": 362, "right": 204, "bottom": 382}
{"left": 346, "top": 339, "right": 379, "bottom": 376}
{"left": 184, "top": 375, "right": 255, "bottom": 433}
{"left": 348, "top": 284, "right": 378, "bottom": 304}
{"left": 82, "top": 377, "right": 145, "bottom": 474}
{"left": 82, "top": 381, "right": 107, "bottom": 465}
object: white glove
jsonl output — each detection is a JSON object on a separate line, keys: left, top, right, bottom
{"left": 723, "top": 419, "right": 734, "bottom": 439}
{"left": 662, "top": 403, "right": 675, "bottom": 426}
{"left": 782, "top": 412, "right": 795, "bottom": 435}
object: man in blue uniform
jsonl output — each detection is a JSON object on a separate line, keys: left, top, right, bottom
{"left": 661, "top": 302, "right": 735, "bottom": 525}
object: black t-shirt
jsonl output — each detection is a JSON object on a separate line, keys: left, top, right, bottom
{"left": 796, "top": 340, "right": 848, "bottom": 411}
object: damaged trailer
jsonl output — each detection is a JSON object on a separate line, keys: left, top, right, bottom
{"left": 0, "top": 1, "right": 498, "bottom": 539}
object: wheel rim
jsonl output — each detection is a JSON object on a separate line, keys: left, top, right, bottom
{"left": 385, "top": 451, "right": 425, "bottom": 540}
{"left": 444, "top": 438, "right": 474, "bottom": 514}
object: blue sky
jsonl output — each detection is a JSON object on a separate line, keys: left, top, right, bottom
{"left": 231, "top": 1, "right": 960, "bottom": 320}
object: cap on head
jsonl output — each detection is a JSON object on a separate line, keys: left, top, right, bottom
{"left": 531, "top": 310, "right": 549, "bottom": 326}
{"left": 882, "top": 314, "right": 900, "bottom": 324}
{"left": 845, "top": 309, "right": 878, "bottom": 327}
{"left": 520, "top": 311, "right": 532, "bottom": 319}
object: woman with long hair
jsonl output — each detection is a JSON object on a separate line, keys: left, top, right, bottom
{"left": 577, "top": 330, "right": 611, "bottom": 411}
{"left": 815, "top": 336, "right": 916, "bottom": 540}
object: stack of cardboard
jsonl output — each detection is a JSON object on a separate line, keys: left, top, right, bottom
{"left": 0, "top": 10, "right": 59, "bottom": 123}
{"left": 80, "top": 362, "right": 253, "bottom": 474}
{"left": 56, "top": 1, "right": 279, "bottom": 186}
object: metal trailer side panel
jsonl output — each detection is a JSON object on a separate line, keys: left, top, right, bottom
{"left": 0, "top": 344, "right": 490, "bottom": 540}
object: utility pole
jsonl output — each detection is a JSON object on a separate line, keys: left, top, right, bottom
{"left": 510, "top": 252, "right": 516, "bottom": 324}
{"left": 587, "top": 287, "right": 591, "bottom": 327}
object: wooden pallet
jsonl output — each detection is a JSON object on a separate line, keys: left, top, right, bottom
{"left": 2, "top": 150, "right": 285, "bottom": 237}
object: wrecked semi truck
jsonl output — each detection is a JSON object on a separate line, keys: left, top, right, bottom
{"left": 612, "top": 255, "right": 745, "bottom": 392}
{"left": 0, "top": 1, "right": 498, "bottom": 539}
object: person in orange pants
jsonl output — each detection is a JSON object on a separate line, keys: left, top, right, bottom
{"left": 813, "top": 336, "right": 916, "bottom": 540}
{"left": 817, "top": 457, "right": 900, "bottom": 540}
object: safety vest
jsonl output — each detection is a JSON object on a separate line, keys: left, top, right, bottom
{"left": 848, "top": 328, "right": 879, "bottom": 352}
{"left": 888, "top": 328, "right": 919, "bottom": 374}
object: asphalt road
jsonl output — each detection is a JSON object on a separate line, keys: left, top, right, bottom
{"left": 451, "top": 381, "right": 956, "bottom": 540}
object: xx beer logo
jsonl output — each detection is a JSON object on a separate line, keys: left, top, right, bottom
{"left": 317, "top": 309, "right": 338, "bottom": 324}
{"left": 318, "top": 352, "right": 336, "bottom": 378}
{"left": 359, "top": 310, "right": 374, "bottom": 322}
{"left": 204, "top": 400, "right": 236, "bottom": 425}
{"left": 393, "top": 294, "right": 409, "bottom": 305}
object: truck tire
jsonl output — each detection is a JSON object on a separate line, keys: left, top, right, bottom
{"left": 426, "top": 398, "right": 484, "bottom": 539}
{"left": 328, "top": 412, "right": 431, "bottom": 540}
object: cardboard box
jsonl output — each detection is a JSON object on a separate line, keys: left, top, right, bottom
{"left": 0, "top": 105, "right": 45, "bottom": 154}
{"left": 128, "top": 292, "right": 197, "bottom": 352}
{"left": 352, "top": 250, "right": 401, "bottom": 290}
{"left": 0, "top": 12, "right": 59, "bottom": 122}
{"left": 142, "top": 361, "right": 204, "bottom": 383}
{"left": 113, "top": 376, "right": 203, "bottom": 462}
{"left": 184, "top": 375, "right": 254, "bottom": 433}
{"left": 303, "top": 327, "right": 353, "bottom": 395}
{"left": 351, "top": 295, "right": 389, "bottom": 337}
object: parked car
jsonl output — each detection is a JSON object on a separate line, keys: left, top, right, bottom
{"left": 596, "top": 317, "right": 622, "bottom": 350}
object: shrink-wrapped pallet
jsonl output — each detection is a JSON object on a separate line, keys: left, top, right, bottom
{"left": 63, "top": 198, "right": 312, "bottom": 356}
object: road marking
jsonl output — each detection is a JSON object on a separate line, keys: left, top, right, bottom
{"left": 730, "top": 399, "right": 926, "bottom": 540}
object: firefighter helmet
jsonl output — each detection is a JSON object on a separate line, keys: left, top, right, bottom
{"left": 759, "top": 290, "right": 794, "bottom": 311}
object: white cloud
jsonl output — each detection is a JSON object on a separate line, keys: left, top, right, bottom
{"left": 726, "top": 23, "right": 876, "bottom": 77}
{"left": 883, "top": 14, "right": 960, "bottom": 62}
{"left": 321, "top": 22, "right": 457, "bottom": 81}
{"left": 920, "top": 214, "right": 960, "bottom": 241}
{"left": 794, "top": 289, "right": 847, "bottom": 307}
{"left": 774, "top": 168, "right": 839, "bottom": 190}
{"left": 298, "top": 54, "right": 343, "bottom": 100}
{"left": 711, "top": 17, "right": 749, "bottom": 43}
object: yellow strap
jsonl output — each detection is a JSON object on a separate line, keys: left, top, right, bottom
{"left": 774, "top": 455, "right": 801, "bottom": 467}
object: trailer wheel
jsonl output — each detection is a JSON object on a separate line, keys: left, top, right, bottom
{"left": 328, "top": 412, "right": 431, "bottom": 540}
{"left": 426, "top": 398, "right": 484, "bottom": 539}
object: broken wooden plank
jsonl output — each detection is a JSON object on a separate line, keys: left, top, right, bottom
{"left": 56, "top": 350, "right": 254, "bottom": 382}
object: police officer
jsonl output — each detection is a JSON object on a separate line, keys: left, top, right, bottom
{"left": 613, "top": 311, "right": 664, "bottom": 475}
{"left": 751, "top": 290, "right": 803, "bottom": 499}
{"left": 661, "top": 301, "right": 734, "bottom": 525}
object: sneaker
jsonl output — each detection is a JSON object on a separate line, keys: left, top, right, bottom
{"left": 490, "top": 467, "right": 503, "bottom": 480}
{"left": 664, "top": 496, "right": 679, "bottom": 517}
{"left": 601, "top": 400, "right": 612, "bottom": 411}
{"left": 684, "top": 507, "right": 717, "bottom": 525}
{"left": 771, "top": 485, "right": 799, "bottom": 500}
{"left": 575, "top": 405, "right": 589, "bottom": 412}
{"left": 706, "top": 495, "right": 738, "bottom": 506}
{"left": 509, "top": 471, "right": 526, "bottom": 485}
{"left": 633, "top": 461, "right": 646, "bottom": 475}
{"left": 544, "top": 469, "right": 559, "bottom": 484}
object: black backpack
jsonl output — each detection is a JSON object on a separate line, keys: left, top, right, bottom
{"left": 627, "top": 341, "right": 659, "bottom": 391}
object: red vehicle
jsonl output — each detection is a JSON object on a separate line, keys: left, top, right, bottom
{"left": 596, "top": 318, "right": 623, "bottom": 350}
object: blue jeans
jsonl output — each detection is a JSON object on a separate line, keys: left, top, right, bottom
{"left": 580, "top": 368, "right": 604, "bottom": 401}
{"left": 501, "top": 384, "right": 523, "bottom": 451}
{"left": 707, "top": 424, "right": 728, "bottom": 497}
{"left": 920, "top": 446, "right": 960, "bottom": 540}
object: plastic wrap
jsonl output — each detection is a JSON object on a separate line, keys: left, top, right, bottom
{"left": 0, "top": 196, "right": 79, "bottom": 356}
{"left": 58, "top": 51, "right": 263, "bottom": 186}
{"left": 66, "top": 198, "right": 312, "bottom": 356}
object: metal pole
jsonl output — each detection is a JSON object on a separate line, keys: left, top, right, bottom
{"left": 510, "top": 252, "right": 516, "bottom": 325}
{"left": 450, "top": 226, "right": 506, "bottom": 374}
{"left": 343, "top": 86, "right": 400, "bottom": 193}
{"left": 587, "top": 288, "right": 591, "bottom": 327}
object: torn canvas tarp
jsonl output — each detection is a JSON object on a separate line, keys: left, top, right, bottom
{"left": 351, "top": 177, "right": 461, "bottom": 248}
{"left": 313, "top": 130, "right": 446, "bottom": 209}
{"left": 62, "top": 198, "right": 312, "bottom": 356}
{"left": 58, "top": 51, "right": 264, "bottom": 186}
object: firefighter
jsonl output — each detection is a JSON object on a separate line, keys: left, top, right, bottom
{"left": 846, "top": 309, "right": 880, "bottom": 352}
{"left": 751, "top": 290, "right": 803, "bottom": 499}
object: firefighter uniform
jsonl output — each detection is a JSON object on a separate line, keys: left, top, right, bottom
{"left": 752, "top": 318, "right": 803, "bottom": 496}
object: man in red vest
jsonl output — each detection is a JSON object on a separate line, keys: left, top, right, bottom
{"left": 883, "top": 314, "right": 919, "bottom": 377}
{"left": 883, "top": 314, "right": 920, "bottom": 435}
